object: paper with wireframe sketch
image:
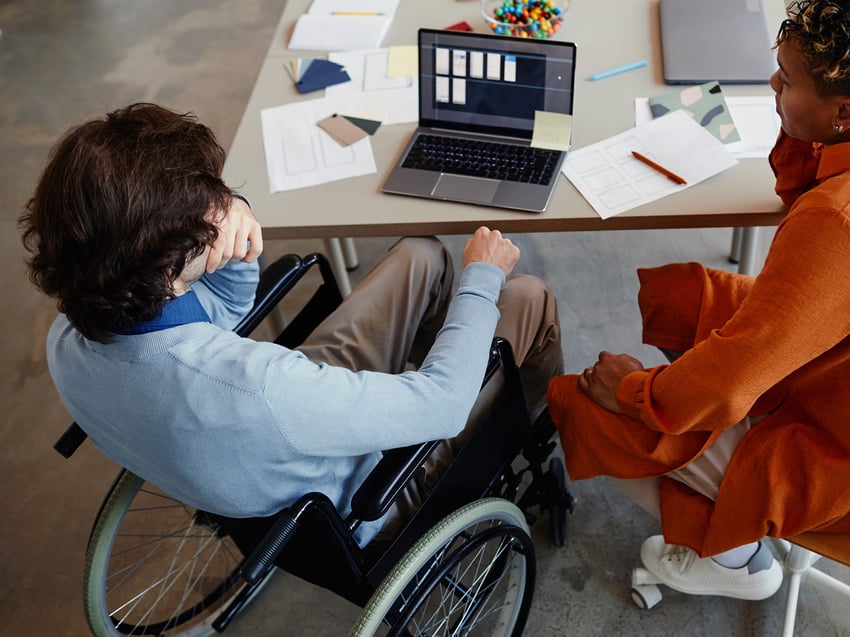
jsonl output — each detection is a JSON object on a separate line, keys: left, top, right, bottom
{"left": 562, "top": 110, "right": 737, "bottom": 219}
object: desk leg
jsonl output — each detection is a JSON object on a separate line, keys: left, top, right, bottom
{"left": 729, "top": 227, "right": 743, "bottom": 264}
{"left": 341, "top": 237, "right": 359, "bottom": 271}
{"left": 737, "top": 227, "right": 760, "bottom": 276}
{"left": 323, "top": 238, "right": 353, "bottom": 297}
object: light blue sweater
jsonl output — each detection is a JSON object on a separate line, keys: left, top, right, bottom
{"left": 47, "top": 258, "right": 504, "bottom": 545}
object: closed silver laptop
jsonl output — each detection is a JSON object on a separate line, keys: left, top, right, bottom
{"left": 382, "top": 29, "right": 577, "bottom": 213}
{"left": 660, "top": 0, "right": 778, "bottom": 84}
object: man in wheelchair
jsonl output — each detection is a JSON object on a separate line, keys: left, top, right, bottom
{"left": 21, "top": 103, "right": 565, "bottom": 634}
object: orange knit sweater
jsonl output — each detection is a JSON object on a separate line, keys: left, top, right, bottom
{"left": 547, "top": 131, "right": 850, "bottom": 556}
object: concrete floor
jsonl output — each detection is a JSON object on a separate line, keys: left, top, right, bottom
{"left": 2, "top": 1, "right": 849, "bottom": 635}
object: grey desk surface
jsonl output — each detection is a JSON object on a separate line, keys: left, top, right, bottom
{"left": 223, "top": 0, "right": 787, "bottom": 240}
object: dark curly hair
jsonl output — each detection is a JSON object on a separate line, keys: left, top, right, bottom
{"left": 779, "top": 0, "right": 850, "bottom": 97}
{"left": 19, "top": 103, "right": 233, "bottom": 343}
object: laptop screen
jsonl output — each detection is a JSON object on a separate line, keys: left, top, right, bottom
{"left": 418, "top": 29, "right": 576, "bottom": 139}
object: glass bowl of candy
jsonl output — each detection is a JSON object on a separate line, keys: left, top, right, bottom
{"left": 481, "top": 0, "right": 568, "bottom": 39}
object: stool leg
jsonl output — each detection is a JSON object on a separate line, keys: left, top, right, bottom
{"left": 807, "top": 567, "right": 850, "bottom": 597}
{"left": 782, "top": 569, "right": 803, "bottom": 637}
{"left": 781, "top": 544, "right": 814, "bottom": 637}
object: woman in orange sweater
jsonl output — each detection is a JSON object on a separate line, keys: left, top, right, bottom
{"left": 547, "top": 0, "right": 850, "bottom": 601}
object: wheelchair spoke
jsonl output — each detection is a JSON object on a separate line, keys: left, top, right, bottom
{"left": 390, "top": 521, "right": 528, "bottom": 636}
{"left": 110, "top": 523, "right": 226, "bottom": 627}
{"left": 450, "top": 542, "right": 510, "bottom": 628}
{"left": 107, "top": 516, "right": 223, "bottom": 596}
{"left": 412, "top": 536, "right": 514, "bottom": 635}
{"left": 87, "top": 475, "right": 247, "bottom": 636}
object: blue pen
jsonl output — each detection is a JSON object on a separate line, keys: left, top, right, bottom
{"left": 588, "top": 60, "right": 648, "bottom": 81}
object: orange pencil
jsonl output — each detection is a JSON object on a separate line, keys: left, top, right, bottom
{"left": 631, "top": 150, "right": 687, "bottom": 185}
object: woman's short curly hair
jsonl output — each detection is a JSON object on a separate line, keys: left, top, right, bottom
{"left": 779, "top": 0, "right": 850, "bottom": 97}
{"left": 20, "top": 103, "right": 233, "bottom": 343}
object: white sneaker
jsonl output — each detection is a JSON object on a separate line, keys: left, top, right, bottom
{"left": 640, "top": 535, "right": 783, "bottom": 600}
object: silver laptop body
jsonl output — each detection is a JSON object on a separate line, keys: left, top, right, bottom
{"left": 382, "top": 29, "right": 577, "bottom": 213}
{"left": 660, "top": 0, "right": 778, "bottom": 85}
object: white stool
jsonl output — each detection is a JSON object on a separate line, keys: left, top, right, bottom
{"left": 775, "top": 532, "right": 850, "bottom": 636}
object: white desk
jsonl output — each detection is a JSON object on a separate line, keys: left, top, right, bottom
{"left": 224, "top": 0, "right": 787, "bottom": 288}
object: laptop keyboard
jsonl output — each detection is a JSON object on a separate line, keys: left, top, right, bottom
{"left": 402, "top": 134, "right": 561, "bottom": 185}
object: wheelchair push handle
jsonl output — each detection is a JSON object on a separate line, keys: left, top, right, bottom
{"left": 240, "top": 493, "right": 345, "bottom": 585}
{"left": 242, "top": 514, "right": 298, "bottom": 585}
{"left": 54, "top": 422, "right": 88, "bottom": 458}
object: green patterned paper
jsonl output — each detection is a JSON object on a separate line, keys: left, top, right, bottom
{"left": 648, "top": 81, "right": 740, "bottom": 144}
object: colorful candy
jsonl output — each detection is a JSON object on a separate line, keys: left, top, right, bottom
{"left": 484, "top": 0, "right": 567, "bottom": 38}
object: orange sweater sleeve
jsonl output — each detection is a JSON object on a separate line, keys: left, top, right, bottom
{"left": 616, "top": 204, "right": 850, "bottom": 434}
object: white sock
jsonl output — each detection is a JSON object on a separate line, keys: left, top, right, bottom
{"left": 711, "top": 542, "right": 760, "bottom": 569}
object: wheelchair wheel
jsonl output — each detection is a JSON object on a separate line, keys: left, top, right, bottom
{"left": 351, "top": 498, "right": 535, "bottom": 637}
{"left": 83, "top": 470, "right": 265, "bottom": 636}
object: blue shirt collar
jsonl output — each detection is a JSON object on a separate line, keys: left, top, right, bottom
{"left": 117, "top": 290, "right": 211, "bottom": 335}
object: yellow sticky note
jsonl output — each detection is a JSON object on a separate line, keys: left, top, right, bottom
{"left": 531, "top": 111, "right": 573, "bottom": 151}
{"left": 387, "top": 45, "right": 418, "bottom": 78}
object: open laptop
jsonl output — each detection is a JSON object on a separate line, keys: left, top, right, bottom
{"left": 382, "top": 28, "right": 577, "bottom": 213}
{"left": 660, "top": 0, "right": 778, "bottom": 84}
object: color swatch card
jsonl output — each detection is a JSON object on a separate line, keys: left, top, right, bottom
{"left": 340, "top": 114, "right": 381, "bottom": 135}
{"left": 317, "top": 114, "right": 368, "bottom": 146}
{"left": 648, "top": 81, "right": 740, "bottom": 144}
{"left": 288, "top": 58, "right": 351, "bottom": 94}
{"left": 317, "top": 113, "right": 382, "bottom": 146}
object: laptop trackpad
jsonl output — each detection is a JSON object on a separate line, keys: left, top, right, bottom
{"left": 432, "top": 174, "right": 499, "bottom": 204}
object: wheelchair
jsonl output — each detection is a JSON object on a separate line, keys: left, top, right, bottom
{"left": 53, "top": 251, "right": 575, "bottom": 636}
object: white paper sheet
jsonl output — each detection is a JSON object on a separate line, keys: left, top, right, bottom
{"left": 563, "top": 110, "right": 738, "bottom": 219}
{"left": 325, "top": 49, "right": 418, "bottom": 125}
{"left": 306, "top": 0, "right": 400, "bottom": 15}
{"left": 635, "top": 96, "right": 781, "bottom": 158}
{"left": 260, "top": 97, "right": 377, "bottom": 193}
{"left": 288, "top": 14, "right": 392, "bottom": 51}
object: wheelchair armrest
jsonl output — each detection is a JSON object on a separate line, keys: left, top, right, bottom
{"left": 349, "top": 441, "right": 441, "bottom": 522}
{"left": 234, "top": 254, "right": 304, "bottom": 337}
{"left": 235, "top": 252, "right": 342, "bottom": 342}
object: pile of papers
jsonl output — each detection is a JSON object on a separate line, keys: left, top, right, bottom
{"left": 261, "top": 47, "right": 418, "bottom": 193}
{"left": 260, "top": 0, "right": 417, "bottom": 194}
{"left": 563, "top": 82, "right": 782, "bottom": 220}
{"left": 289, "top": 0, "right": 400, "bottom": 51}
